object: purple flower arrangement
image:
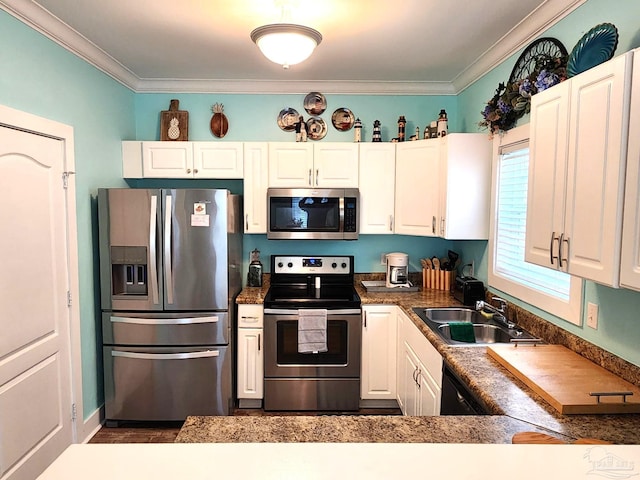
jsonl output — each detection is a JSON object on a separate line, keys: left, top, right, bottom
{"left": 479, "top": 55, "right": 567, "bottom": 137}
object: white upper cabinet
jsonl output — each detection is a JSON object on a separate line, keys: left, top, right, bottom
{"left": 192, "top": 142, "right": 243, "bottom": 178}
{"left": 395, "top": 140, "right": 440, "bottom": 236}
{"left": 621, "top": 50, "right": 640, "bottom": 291}
{"left": 122, "top": 141, "right": 244, "bottom": 179}
{"left": 268, "top": 142, "right": 358, "bottom": 188}
{"left": 358, "top": 143, "right": 396, "bottom": 234}
{"left": 394, "top": 136, "right": 490, "bottom": 238}
{"left": 526, "top": 52, "right": 632, "bottom": 287}
{"left": 243, "top": 142, "right": 269, "bottom": 234}
{"left": 438, "top": 134, "right": 492, "bottom": 239}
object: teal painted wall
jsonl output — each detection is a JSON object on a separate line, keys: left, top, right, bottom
{"left": 0, "top": 10, "right": 134, "bottom": 419}
{"left": 3, "top": 0, "right": 640, "bottom": 422}
{"left": 456, "top": 0, "right": 640, "bottom": 367}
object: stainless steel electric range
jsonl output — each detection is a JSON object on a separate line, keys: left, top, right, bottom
{"left": 263, "top": 255, "right": 362, "bottom": 411}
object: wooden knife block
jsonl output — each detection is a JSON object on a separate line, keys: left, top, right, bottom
{"left": 423, "top": 268, "right": 453, "bottom": 291}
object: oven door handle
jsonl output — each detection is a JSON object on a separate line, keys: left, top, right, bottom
{"left": 263, "top": 308, "right": 362, "bottom": 315}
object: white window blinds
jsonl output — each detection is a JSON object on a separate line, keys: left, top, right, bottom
{"left": 495, "top": 147, "right": 571, "bottom": 301}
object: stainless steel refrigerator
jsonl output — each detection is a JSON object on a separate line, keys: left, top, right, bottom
{"left": 98, "top": 188, "right": 242, "bottom": 424}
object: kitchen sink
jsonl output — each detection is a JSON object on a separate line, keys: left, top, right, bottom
{"left": 418, "top": 307, "right": 487, "bottom": 324}
{"left": 412, "top": 307, "right": 537, "bottom": 346}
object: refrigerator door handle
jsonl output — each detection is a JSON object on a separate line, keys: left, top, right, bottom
{"left": 149, "top": 194, "right": 160, "bottom": 305}
{"left": 164, "top": 193, "right": 174, "bottom": 304}
{"left": 111, "top": 350, "right": 220, "bottom": 360}
{"left": 110, "top": 315, "right": 220, "bottom": 325}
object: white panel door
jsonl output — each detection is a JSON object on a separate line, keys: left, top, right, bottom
{"left": 395, "top": 140, "right": 439, "bottom": 236}
{"left": 0, "top": 127, "right": 73, "bottom": 480}
{"left": 142, "top": 141, "right": 193, "bottom": 178}
{"left": 313, "top": 143, "right": 359, "bottom": 187}
{"left": 243, "top": 143, "right": 269, "bottom": 233}
{"left": 525, "top": 80, "right": 570, "bottom": 270}
{"left": 268, "top": 143, "right": 314, "bottom": 187}
{"left": 361, "top": 306, "right": 397, "bottom": 400}
{"left": 193, "top": 142, "right": 244, "bottom": 178}
{"left": 237, "top": 329, "right": 263, "bottom": 399}
{"left": 358, "top": 143, "right": 396, "bottom": 234}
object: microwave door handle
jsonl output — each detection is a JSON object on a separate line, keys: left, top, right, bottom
{"left": 148, "top": 194, "right": 160, "bottom": 305}
{"left": 164, "top": 193, "right": 174, "bottom": 305}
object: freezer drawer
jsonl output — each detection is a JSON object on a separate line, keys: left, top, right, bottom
{"left": 103, "top": 345, "right": 231, "bottom": 421}
{"left": 102, "top": 312, "right": 229, "bottom": 346}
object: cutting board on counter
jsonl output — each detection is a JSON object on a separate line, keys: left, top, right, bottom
{"left": 487, "top": 344, "right": 640, "bottom": 414}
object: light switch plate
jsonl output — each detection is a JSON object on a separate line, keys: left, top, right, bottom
{"left": 587, "top": 302, "right": 598, "bottom": 329}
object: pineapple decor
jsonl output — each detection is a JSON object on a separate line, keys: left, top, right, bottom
{"left": 160, "top": 99, "right": 188, "bottom": 141}
{"left": 210, "top": 103, "right": 229, "bottom": 138}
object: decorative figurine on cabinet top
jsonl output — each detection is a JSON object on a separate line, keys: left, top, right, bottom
{"left": 372, "top": 120, "right": 382, "bottom": 142}
{"left": 397, "top": 115, "right": 406, "bottom": 142}
{"left": 354, "top": 118, "right": 362, "bottom": 142}
{"left": 437, "top": 109, "right": 448, "bottom": 137}
{"left": 295, "top": 116, "right": 308, "bottom": 142}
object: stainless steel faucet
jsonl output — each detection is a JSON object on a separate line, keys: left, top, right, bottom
{"left": 475, "top": 296, "right": 516, "bottom": 329}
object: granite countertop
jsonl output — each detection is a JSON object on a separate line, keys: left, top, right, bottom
{"left": 227, "top": 274, "right": 640, "bottom": 445}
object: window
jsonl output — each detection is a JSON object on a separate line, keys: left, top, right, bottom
{"left": 488, "top": 124, "right": 582, "bottom": 325}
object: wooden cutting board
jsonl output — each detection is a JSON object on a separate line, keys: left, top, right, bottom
{"left": 487, "top": 344, "right": 640, "bottom": 414}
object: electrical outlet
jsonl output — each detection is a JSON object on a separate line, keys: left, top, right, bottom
{"left": 587, "top": 302, "right": 598, "bottom": 329}
{"left": 380, "top": 253, "right": 387, "bottom": 265}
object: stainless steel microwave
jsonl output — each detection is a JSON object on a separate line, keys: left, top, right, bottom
{"left": 267, "top": 188, "right": 359, "bottom": 240}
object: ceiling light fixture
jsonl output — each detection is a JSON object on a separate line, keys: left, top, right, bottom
{"left": 250, "top": 2, "right": 322, "bottom": 69}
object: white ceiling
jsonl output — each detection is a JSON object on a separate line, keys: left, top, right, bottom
{"left": 1, "top": 0, "right": 585, "bottom": 94}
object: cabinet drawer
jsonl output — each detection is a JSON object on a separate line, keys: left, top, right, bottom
{"left": 238, "top": 304, "right": 264, "bottom": 327}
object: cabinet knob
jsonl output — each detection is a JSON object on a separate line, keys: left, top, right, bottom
{"left": 186, "top": 168, "right": 192, "bottom": 174}
{"left": 193, "top": 168, "right": 198, "bottom": 174}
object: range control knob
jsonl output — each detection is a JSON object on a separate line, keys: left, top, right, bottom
{"left": 332, "top": 262, "right": 337, "bottom": 269}
{"left": 277, "top": 262, "right": 283, "bottom": 268}
{"left": 341, "top": 262, "right": 347, "bottom": 269}
{"left": 287, "top": 262, "right": 293, "bottom": 268}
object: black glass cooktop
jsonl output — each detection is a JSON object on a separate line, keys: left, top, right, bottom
{"left": 264, "top": 284, "right": 361, "bottom": 309}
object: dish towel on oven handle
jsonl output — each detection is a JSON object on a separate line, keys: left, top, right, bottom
{"left": 298, "top": 309, "right": 328, "bottom": 354}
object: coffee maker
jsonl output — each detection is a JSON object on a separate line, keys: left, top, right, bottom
{"left": 386, "top": 252, "right": 410, "bottom": 288}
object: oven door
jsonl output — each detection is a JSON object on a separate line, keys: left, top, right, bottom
{"left": 263, "top": 308, "right": 361, "bottom": 378}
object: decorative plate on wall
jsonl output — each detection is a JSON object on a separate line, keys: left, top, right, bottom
{"left": 304, "top": 92, "right": 327, "bottom": 115}
{"left": 331, "top": 108, "right": 355, "bottom": 131}
{"left": 509, "top": 37, "right": 568, "bottom": 83}
{"left": 306, "top": 117, "right": 327, "bottom": 140}
{"left": 567, "top": 23, "right": 618, "bottom": 78}
{"left": 277, "top": 107, "right": 300, "bottom": 131}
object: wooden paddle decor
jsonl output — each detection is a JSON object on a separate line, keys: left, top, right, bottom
{"left": 160, "top": 99, "right": 189, "bottom": 141}
{"left": 210, "top": 103, "right": 229, "bottom": 138}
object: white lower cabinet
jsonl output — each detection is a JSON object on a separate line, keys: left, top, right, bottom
{"left": 396, "top": 309, "right": 442, "bottom": 416}
{"left": 361, "top": 305, "right": 397, "bottom": 402}
{"left": 237, "top": 304, "right": 263, "bottom": 407}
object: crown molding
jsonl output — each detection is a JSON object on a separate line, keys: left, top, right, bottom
{"left": 131, "top": 78, "right": 457, "bottom": 95}
{"left": 452, "top": 0, "right": 586, "bottom": 93}
{"left": 1, "top": 0, "right": 586, "bottom": 95}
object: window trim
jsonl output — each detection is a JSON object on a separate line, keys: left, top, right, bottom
{"left": 488, "top": 124, "right": 583, "bottom": 325}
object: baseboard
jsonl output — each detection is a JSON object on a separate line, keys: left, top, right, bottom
{"left": 359, "top": 399, "right": 400, "bottom": 409}
{"left": 79, "top": 406, "right": 104, "bottom": 443}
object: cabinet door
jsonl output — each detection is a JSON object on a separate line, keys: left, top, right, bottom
{"left": 564, "top": 53, "right": 630, "bottom": 286}
{"left": 268, "top": 142, "right": 314, "bottom": 187}
{"left": 361, "top": 306, "right": 397, "bottom": 400}
{"left": 142, "top": 141, "right": 193, "bottom": 178}
{"left": 525, "top": 81, "right": 570, "bottom": 270}
{"left": 400, "top": 343, "right": 420, "bottom": 416}
{"left": 313, "top": 143, "right": 359, "bottom": 187}
{"left": 395, "top": 140, "right": 439, "bottom": 236}
{"left": 237, "top": 328, "right": 263, "bottom": 399}
{"left": 440, "top": 134, "right": 492, "bottom": 239}
{"left": 416, "top": 365, "right": 441, "bottom": 416}
{"left": 243, "top": 143, "right": 269, "bottom": 233}
{"left": 193, "top": 142, "right": 243, "bottom": 178}
{"left": 359, "top": 143, "right": 396, "bottom": 234}
{"left": 621, "top": 56, "right": 640, "bottom": 292}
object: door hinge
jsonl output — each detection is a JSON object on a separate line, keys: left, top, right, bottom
{"left": 71, "top": 403, "right": 77, "bottom": 421}
{"left": 62, "top": 171, "right": 76, "bottom": 189}
{"left": 67, "top": 290, "right": 72, "bottom": 307}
